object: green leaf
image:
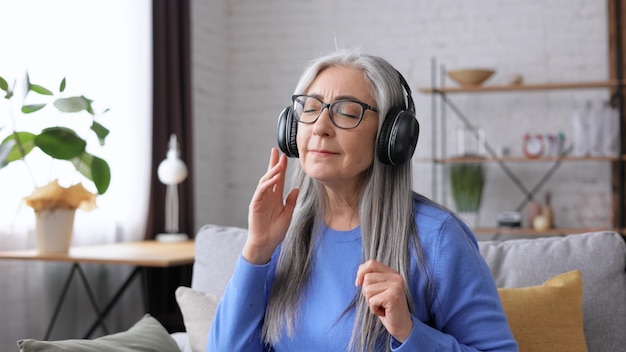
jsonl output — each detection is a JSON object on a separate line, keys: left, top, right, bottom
{"left": 91, "top": 156, "right": 111, "bottom": 194}
{"left": 1, "top": 132, "right": 36, "bottom": 162}
{"left": 29, "top": 83, "right": 53, "bottom": 96}
{"left": 91, "top": 121, "right": 109, "bottom": 146}
{"left": 59, "top": 77, "right": 66, "bottom": 92}
{"left": 0, "top": 76, "right": 7, "bottom": 92}
{"left": 22, "top": 104, "right": 47, "bottom": 113}
{"left": 449, "top": 162, "right": 485, "bottom": 212}
{"left": 0, "top": 139, "right": 15, "bottom": 168}
{"left": 72, "top": 152, "right": 93, "bottom": 179}
{"left": 2, "top": 77, "right": 14, "bottom": 99}
{"left": 35, "top": 127, "right": 86, "bottom": 160}
{"left": 53, "top": 96, "right": 90, "bottom": 113}
{"left": 72, "top": 152, "right": 111, "bottom": 194}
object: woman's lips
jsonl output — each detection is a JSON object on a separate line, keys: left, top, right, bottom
{"left": 309, "top": 149, "right": 337, "bottom": 156}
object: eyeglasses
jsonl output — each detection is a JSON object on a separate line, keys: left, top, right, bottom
{"left": 291, "top": 94, "right": 378, "bottom": 129}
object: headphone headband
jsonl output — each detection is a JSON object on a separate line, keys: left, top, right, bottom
{"left": 396, "top": 70, "right": 415, "bottom": 113}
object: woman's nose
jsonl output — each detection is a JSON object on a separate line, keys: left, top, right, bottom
{"left": 312, "top": 107, "right": 334, "bottom": 135}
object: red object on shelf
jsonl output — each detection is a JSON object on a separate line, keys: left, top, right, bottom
{"left": 522, "top": 133, "right": 544, "bottom": 158}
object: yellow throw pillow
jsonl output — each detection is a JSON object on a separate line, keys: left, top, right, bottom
{"left": 498, "top": 270, "right": 588, "bottom": 352}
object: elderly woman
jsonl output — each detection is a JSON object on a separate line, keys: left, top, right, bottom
{"left": 208, "top": 50, "right": 518, "bottom": 352}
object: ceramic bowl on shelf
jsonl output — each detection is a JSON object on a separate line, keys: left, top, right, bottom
{"left": 447, "top": 68, "right": 495, "bottom": 87}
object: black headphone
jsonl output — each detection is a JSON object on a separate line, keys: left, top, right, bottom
{"left": 277, "top": 70, "right": 419, "bottom": 166}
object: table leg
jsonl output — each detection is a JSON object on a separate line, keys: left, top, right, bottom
{"left": 43, "top": 264, "right": 78, "bottom": 340}
{"left": 83, "top": 266, "right": 141, "bottom": 338}
{"left": 141, "top": 267, "right": 150, "bottom": 312}
{"left": 75, "top": 265, "right": 110, "bottom": 336}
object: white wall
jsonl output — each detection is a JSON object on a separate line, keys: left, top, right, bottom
{"left": 191, "top": 0, "right": 229, "bottom": 225}
{"left": 192, "top": 1, "right": 612, "bottom": 234}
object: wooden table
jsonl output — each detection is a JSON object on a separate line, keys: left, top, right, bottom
{"left": 0, "top": 240, "right": 195, "bottom": 339}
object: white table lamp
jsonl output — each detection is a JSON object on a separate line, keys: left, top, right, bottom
{"left": 156, "top": 134, "right": 188, "bottom": 242}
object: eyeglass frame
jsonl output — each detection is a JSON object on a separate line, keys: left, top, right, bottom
{"left": 291, "top": 94, "right": 379, "bottom": 129}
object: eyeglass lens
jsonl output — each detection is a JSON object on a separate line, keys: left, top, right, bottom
{"left": 293, "top": 96, "right": 363, "bottom": 129}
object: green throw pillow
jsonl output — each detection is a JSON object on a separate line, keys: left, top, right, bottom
{"left": 17, "top": 314, "right": 179, "bottom": 352}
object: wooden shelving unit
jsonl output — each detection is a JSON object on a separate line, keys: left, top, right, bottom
{"left": 436, "top": 155, "right": 621, "bottom": 163}
{"left": 419, "top": 80, "right": 624, "bottom": 94}
{"left": 421, "top": 73, "right": 624, "bottom": 237}
{"left": 420, "top": 2, "right": 625, "bottom": 238}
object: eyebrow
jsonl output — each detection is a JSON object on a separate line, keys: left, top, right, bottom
{"left": 307, "top": 93, "right": 372, "bottom": 104}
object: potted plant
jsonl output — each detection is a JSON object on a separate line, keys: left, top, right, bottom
{"left": 0, "top": 73, "right": 110, "bottom": 252}
{"left": 449, "top": 159, "right": 485, "bottom": 227}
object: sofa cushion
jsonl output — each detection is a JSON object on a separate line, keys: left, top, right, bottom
{"left": 17, "top": 314, "right": 179, "bottom": 352}
{"left": 169, "top": 332, "right": 191, "bottom": 352}
{"left": 191, "top": 224, "right": 248, "bottom": 296}
{"left": 175, "top": 286, "right": 219, "bottom": 352}
{"left": 498, "top": 270, "right": 587, "bottom": 352}
{"left": 176, "top": 224, "right": 248, "bottom": 351}
{"left": 479, "top": 231, "right": 626, "bottom": 352}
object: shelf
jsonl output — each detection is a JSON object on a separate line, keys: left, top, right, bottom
{"left": 434, "top": 155, "right": 621, "bottom": 163}
{"left": 419, "top": 80, "right": 624, "bottom": 94}
{"left": 472, "top": 227, "right": 619, "bottom": 236}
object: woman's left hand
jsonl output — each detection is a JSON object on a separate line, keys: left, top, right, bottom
{"left": 355, "top": 259, "right": 413, "bottom": 343}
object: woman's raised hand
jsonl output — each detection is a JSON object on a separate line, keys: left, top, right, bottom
{"left": 243, "top": 148, "right": 299, "bottom": 265}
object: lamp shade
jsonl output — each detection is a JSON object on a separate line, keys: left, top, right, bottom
{"left": 157, "top": 134, "right": 188, "bottom": 185}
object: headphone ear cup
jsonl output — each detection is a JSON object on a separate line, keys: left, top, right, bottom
{"left": 277, "top": 106, "right": 299, "bottom": 157}
{"left": 377, "top": 109, "right": 420, "bottom": 166}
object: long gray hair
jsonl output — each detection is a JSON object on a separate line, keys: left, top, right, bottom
{"left": 262, "top": 49, "right": 423, "bottom": 352}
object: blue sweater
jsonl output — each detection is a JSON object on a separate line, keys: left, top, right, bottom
{"left": 208, "top": 197, "right": 518, "bottom": 351}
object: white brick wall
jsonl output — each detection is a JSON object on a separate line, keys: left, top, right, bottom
{"left": 192, "top": 0, "right": 613, "bottom": 235}
{"left": 191, "top": 0, "right": 229, "bottom": 226}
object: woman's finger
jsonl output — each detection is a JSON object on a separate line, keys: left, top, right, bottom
{"left": 267, "top": 147, "right": 279, "bottom": 171}
{"left": 355, "top": 259, "right": 394, "bottom": 286}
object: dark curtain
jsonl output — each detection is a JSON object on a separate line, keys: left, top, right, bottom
{"left": 608, "top": 0, "right": 625, "bottom": 227}
{"left": 144, "top": 0, "right": 194, "bottom": 333}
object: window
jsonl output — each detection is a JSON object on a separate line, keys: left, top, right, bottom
{"left": 0, "top": 0, "right": 152, "bottom": 244}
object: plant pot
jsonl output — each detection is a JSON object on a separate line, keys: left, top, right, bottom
{"left": 35, "top": 208, "right": 76, "bottom": 253}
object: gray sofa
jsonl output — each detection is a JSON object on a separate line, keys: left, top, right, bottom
{"left": 172, "top": 225, "right": 626, "bottom": 352}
